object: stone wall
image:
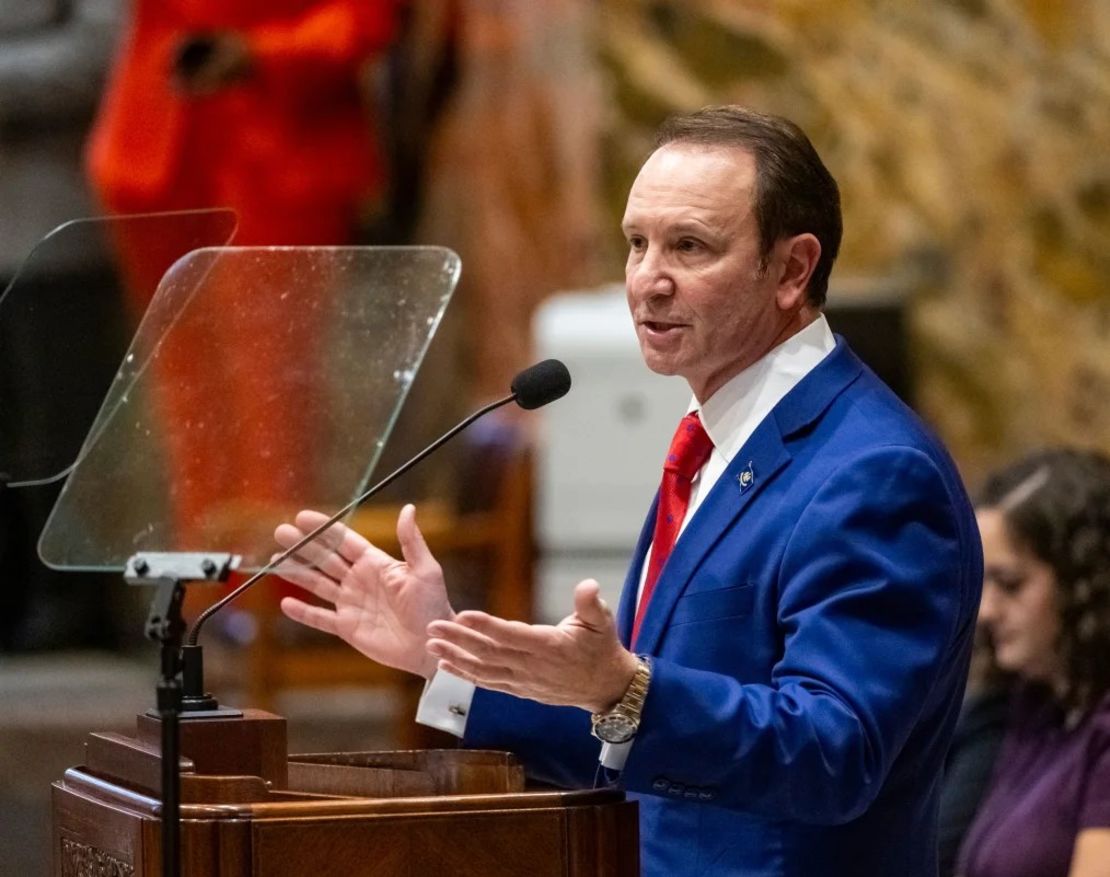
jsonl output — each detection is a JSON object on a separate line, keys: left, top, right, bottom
{"left": 597, "top": 0, "right": 1110, "bottom": 480}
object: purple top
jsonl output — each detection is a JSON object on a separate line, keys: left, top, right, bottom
{"left": 958, "top": 687, "right": 1110, "bottom": 877}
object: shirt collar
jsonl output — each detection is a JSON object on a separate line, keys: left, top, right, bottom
{"left": 691, "top": 314, "right": 836, "bottom": 464}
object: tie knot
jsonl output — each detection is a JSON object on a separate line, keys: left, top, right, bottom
{"left": 663, "top": 412, "right": 713, "bottom": 479}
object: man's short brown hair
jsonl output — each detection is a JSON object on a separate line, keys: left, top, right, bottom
{"left": 654, "top": 106, "right": 842, "bottom": 307}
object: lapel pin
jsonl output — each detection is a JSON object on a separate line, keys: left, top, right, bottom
{"left": 737, "top": 461, "right": 755, "bottom": 492}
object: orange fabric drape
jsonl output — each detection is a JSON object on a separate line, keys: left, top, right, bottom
{"left": 85, "top": 1, "right": 403, "bottom": 588}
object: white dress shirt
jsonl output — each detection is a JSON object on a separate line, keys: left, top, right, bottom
{"left": 417, "top": 315, "right": 837, "bottom": 764}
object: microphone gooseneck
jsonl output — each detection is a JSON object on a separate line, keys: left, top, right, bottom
{"left": 185, "top": 359, "right": 571, "bottom": 649}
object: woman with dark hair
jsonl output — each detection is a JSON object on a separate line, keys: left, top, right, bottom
{"left": 958, "top": 448, "right": 1110, "bottom": 877}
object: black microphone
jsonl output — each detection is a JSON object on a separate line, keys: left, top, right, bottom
{"left": 180, "top": 359, "right": 571, "bottom": 708}
{"left": 512, "top": 358, "right": 571, "bottom": 409}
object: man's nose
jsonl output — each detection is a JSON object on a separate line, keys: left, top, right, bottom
{"left": 627, "top": 248, "right": 673, "bottom": 300}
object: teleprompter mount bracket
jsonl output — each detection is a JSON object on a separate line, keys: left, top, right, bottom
{"left": 124, "top": 551, "right": 240, "bottom": 588}
{"left": 122, "top": 551, "right": 243, "bottom": 877}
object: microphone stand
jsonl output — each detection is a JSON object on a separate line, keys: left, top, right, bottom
{"left": 108, "top": 358, "right": 567, "bottom": 876}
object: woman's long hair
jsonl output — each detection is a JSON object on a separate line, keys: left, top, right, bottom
{"left": 979, "top": 448, "right": 1110, "bottom": 717}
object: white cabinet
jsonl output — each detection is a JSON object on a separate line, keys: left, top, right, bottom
{"left": 533, "top": 286, "right": 689, "bottom": 621}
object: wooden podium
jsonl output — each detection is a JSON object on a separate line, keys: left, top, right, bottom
{"left": 51, "top": 709, "right": 639, "bottom": 876}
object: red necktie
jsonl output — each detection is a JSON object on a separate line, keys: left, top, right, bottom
{"left": 631, "top": 411, "right": 714, "bottom": 646}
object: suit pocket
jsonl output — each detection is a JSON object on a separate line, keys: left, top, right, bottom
{"left": 669, "top": 582, "right": 755, "bottom": 626}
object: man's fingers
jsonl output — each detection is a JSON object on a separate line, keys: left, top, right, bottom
{"left": 271, "top": 559, "right": 342, "bottom": 604}
{"left": 426, "top": 620, "right": 525, "bottom": 663}
{"left": 433, "top": 658, "right": 559, "bottom": 706}
{"left": 276, "top": 510, "right": 382, "bottom": 582}
{"left": 445, "top": 611, "right": 548, "bottom": 650}
{"left": 274, "top": 530, "right": 351, "bottom": 582}
{"left": 278, "top": 507, "right": 438, "bottom": 585}
{"left": 428, "top": 641, "right": 518, "bottom": 687}
{"left": 330, "top": 519, "right": 376, "bottom": 564}
{"left": 274, "top": 522, "right": 310, "bottom": 552}
{"left": 291, "top": 510, "right": 341, "bottom": 547}
{"left": 275, "top": 521, "right": 344, "bottom": 571}
{"left": 572, "top": 579, "right": 611, "bottom": 630}
{"left": 269, "top": 552, "right": 319, "bottom": 585}
{"left": 434, "top": 659, "right": 513, "bottom": 693}
{"left": 280, "top": 596, "right": 339, "bottom": 635}
{"left": 271, "top": 551, "right": 305, "bottom": 578}
{"left": 396, "top": 504, "right": 439, "bottom": 575}
{"left": 289, "top": 511, "right": 374, "bottom": 564}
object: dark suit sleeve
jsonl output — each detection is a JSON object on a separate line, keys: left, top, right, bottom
{"left": 617, "top": 446, "right": 972, "bottom": 822}
{"left": 463, "top": 688, "right": 601, "bottom": 789}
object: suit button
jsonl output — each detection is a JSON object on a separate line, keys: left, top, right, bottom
{"left": 698, "top": 791, "right": 714, "bottom": 801}
{"left": 683, "top": 789, "right": 700, "bottom": 800}
{"left": 668, "top": 783, "right": 685, "bottom": 797}
{"left": 652, "top": 778, "right": 669, "bottom": 792}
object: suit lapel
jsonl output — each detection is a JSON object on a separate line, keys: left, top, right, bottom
{"left": 632, "top": 421, "right": 790, "bottom": 654}
{"left": 631, "top": 338, "right": 865, "bottom": 655}
{"left": 617, "top": 494, "right": 658, "bottom": 646}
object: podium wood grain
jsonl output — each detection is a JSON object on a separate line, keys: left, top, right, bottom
{"left": 52, "top": 709, "right": 639, "bottom": 876}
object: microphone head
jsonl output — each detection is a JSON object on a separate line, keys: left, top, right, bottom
{"left": 511, "top": 359, "right": 571, "bottom": 410}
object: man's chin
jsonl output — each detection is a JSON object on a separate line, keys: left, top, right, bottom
{"left": 639, "top": 351, "right": 682, "bottom": 379}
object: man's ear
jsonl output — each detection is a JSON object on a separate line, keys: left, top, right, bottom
{"left": 774, "top": 234, "right": 822, "bottom": 311}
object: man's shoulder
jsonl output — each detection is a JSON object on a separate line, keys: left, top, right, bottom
{"left": 786, "top": 342, "right": 946, "bottom": 459}
{"left": 774, "top": 345, "right": 974, "bottom": 525}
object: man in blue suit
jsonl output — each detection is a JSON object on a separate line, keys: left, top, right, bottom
{"left": 275, "top": 106, "right": 983, "bottom": 876}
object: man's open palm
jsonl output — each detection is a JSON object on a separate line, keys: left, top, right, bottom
{"left": 273, "top": 504, "right": 454, "bottom": 679}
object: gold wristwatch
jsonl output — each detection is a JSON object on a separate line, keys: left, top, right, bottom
{"left": 590, "top": 656, "right": 652, "bottom": 744}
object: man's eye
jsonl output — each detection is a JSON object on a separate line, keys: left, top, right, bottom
{"left": 677, "top": 238, "right": 702, "bottom": 253}
{"left": 627, "top": 236, "right": 646, "bottom": 251}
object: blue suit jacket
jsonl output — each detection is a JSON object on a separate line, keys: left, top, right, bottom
{"left": 464, "top": 339, "right": 983, "bottom": 876}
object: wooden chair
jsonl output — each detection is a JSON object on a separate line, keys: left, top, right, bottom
{"left": 236, "top": 439, "right": 534, "bottom": 748}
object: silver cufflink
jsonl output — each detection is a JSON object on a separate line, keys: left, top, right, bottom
{"left": 448, "top": 704, "right": 468, "bottom": 717}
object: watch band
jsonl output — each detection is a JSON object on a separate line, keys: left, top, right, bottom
{"left": 590, "top": 655, "right": 652, "bottom": 744}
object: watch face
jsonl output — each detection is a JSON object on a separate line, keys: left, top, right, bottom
{"left": 594, "top": 714, "right": 637, "bottom": 744}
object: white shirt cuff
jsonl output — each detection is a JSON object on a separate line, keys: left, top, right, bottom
{"left": 415, "top": 669, "right": 476, "bottom": 738}
{"left": 416, "top": 670, "right": 635, "bottom": 771}
{"left": 599, "top": 740, "right": 632, "bottom": 771}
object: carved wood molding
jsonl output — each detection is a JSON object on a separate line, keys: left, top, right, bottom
{"left": 60, "top": 838, "right": 133, "bottom": 877}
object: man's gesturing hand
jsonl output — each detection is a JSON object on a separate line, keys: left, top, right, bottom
{"left": 425, "top": 579, "right": 640, "bottom": 714}
{"left": 273, "top": 504, "right": 454, "bottom": 679}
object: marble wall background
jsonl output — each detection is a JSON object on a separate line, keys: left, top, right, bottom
{"left": 595, "top": 0, "right": 1110, "bottom": 480}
